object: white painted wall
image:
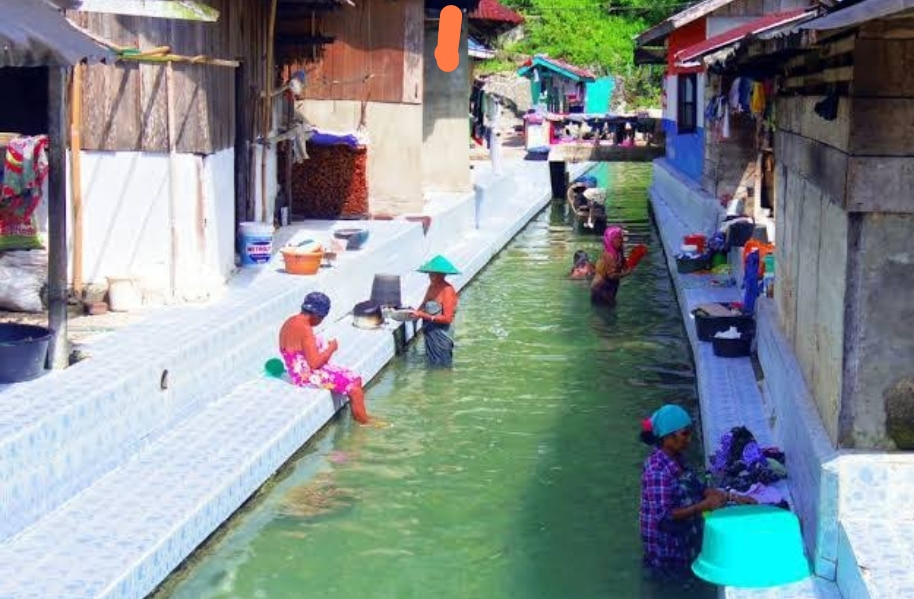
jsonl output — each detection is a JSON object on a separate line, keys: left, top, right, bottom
{"left": 30, "top": 149, "right": 240, "bottom": 304}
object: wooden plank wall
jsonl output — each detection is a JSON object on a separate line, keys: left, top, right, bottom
{"left": 70, "top": 0, "right": 273, "bottom": 155}
{"left": 701, "top": 73, "right": 759, "bottom": 206}
{"left": 279, "top": 0, "right": 420, "bottom": 104}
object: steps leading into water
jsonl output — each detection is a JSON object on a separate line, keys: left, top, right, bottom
{"left": 0, "top": 161, "right": 592, "bottom": 598}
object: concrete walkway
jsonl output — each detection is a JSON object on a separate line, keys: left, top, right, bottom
{"left": 650, "top": 156, "right": 914, "bottom": 599}
{"left": 0, "top": 160, "right": 592, "bottom": 599}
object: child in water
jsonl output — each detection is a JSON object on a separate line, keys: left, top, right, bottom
{"left": 568, "top": 250, "right": 595, "bottom": 280}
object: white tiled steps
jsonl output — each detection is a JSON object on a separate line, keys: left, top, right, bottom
{"left": 835, "top": 519, "right": 914, "bottom": 599}
{"left": 0, "top": 377, "right": 337, "bottom": 599}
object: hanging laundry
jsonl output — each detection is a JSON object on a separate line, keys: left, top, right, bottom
{"left": 722, "top": 105, "right": 731, "bottom": 140}
{"left": 0, "top": 135, "right": 48, "bottom": 251}
{"left": 738, "top": 78, "right": 753, "bottom": 113}
{"left": 728, "top": 78, "right": 741, "bottom": 112}
{"left": 750, "top": 81, "right": 766, "bottom": 117}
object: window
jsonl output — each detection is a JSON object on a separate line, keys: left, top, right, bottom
{"left": 677, "top": 73, "right": 698, "bottom": 134}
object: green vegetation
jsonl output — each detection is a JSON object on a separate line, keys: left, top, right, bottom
{"left": 485, "top": 0, "right": 684, "bottom": 108}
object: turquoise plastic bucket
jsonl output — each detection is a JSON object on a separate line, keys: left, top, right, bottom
{"left": 239, "top": 222, "right": 274, "bottom": 266}
{"left": 692, "top": 504, "right": 810, "bottom": 588}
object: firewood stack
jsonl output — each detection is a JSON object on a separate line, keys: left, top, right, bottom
{"left": 291, "top": 144, "right": 369, "bottom": 218}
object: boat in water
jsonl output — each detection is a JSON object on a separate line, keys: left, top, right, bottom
{"left": 566, "top": 175, "right": 607, "bottom": 234}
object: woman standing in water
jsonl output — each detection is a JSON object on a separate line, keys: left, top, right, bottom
{"left": 591, "top": 225, "right": 631, "bottom": 306}
{"left": 409, "top": 255, "right": 460, "bottom": 368}
{"left": 279, "top": 292, "right": 370, "bottom": 424}
{"left": 640, "top": 404, "right": 754, "bottom": 585}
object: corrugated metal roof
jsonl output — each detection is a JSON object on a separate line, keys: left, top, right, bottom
{"left": 800, "top": 0, "right": 914, "bottom": 29}
{"left": 1, "top": 0, "right": 112, "bottom": 67}
{"left": 468, "top": 0, "right": 524, "bottom": 24}
{"left": 675, "top": 9, "right": 814, "bottom": 64}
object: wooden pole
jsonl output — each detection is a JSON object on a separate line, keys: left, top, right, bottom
{"left": 165, "top": 61, "right": 179, "bottom": 299}
{"left": 70, "top": 62, "right": 84, "bottom": 299}
{"left": 261, "top": 0, "right": 278, "bottom": 224}
{"left": 47, "top": 67, "right": 71, "bottom": 370}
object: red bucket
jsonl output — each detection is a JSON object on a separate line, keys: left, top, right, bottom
{"left": 684, "top": 234, "right": 707, "bottom": 253}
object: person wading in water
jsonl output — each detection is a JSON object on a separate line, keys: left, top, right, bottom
{"left": 591, "top": 225, "right": 632, "bottom": 306}
{"left": 409, "top": 255, "right": 460, "bottom": 368}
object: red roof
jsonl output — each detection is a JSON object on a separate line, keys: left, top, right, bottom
{"left": 468, "top": 0, "right": 524, "bottom": 24}
{"left": 675, "top": 9, "right": 813, "bottom": 64}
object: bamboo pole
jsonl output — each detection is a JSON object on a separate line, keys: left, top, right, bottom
{"left": 70, "top": 62, "right": 84, "bottom": 299}
{"left": 261, "top": 0, "right": 278, "bottom": 224}
{"left": 165, "top": 61, "right": 179, "bottom": 299}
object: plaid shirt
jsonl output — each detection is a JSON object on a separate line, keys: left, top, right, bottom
{"left": 640, "top": 448, "right": 704, "bottom": 576}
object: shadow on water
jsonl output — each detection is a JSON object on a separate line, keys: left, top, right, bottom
{"left": 501, "top": 166, "right": 713, "bottom": 599}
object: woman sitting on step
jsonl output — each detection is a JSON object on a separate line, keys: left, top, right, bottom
{"left": 279, "top": 291, "right": 370, "bottom": 424}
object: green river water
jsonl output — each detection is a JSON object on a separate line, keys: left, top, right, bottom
{"left": 154, "top": 163, "right": 713, "bottom": 599}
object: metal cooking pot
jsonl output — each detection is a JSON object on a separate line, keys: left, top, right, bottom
{"left": 352, "top": 300, "right": 383, "bottom": 330}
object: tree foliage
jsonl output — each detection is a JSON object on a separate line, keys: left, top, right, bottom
{"left": 493, "top": 0, "right": 682, "bottom": 107}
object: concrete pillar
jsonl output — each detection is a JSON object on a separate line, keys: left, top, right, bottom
{"left": 549, "top": 161, "right": 567, "bottom": 198}
{"left": 422, "top": 18, "right": 471, "bottom": 193}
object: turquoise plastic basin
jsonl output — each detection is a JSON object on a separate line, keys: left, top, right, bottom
{"left": 692, "top": 504, "right": 810, "bottom": 588}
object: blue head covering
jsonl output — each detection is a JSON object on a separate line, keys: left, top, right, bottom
{"left": 650, "top": 404, "right": 693, "bottom": 438}
{"left": 301, "top": 292, "right": 331, "bottom": 318}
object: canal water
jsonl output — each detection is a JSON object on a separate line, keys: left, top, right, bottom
{"left": 154, "top": 163, "right": 713, "bottom": 599}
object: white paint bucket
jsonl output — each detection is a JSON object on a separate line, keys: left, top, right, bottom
{"left": 238, "top": 221, "right": 274, "bottom": 266}
{"left": 107, "top": 277, "right": 142, "bottom": 312}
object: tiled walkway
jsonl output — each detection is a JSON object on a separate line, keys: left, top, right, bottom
{"left": 649, "top": 186, "right": 842, "bottom": 599}
{"left": 0, "top": 160, "right": 591, "bottom": 599}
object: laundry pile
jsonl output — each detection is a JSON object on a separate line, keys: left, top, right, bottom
{"left": 708, "top": 426, "right": 788, "bottom": 508}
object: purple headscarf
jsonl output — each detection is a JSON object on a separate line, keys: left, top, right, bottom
{"left": 603, "top": 226, "right": 626, "bottom": 264}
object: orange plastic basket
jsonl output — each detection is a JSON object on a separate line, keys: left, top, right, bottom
{"left": 281, "top": 247, "right": 323, "bottom": 275}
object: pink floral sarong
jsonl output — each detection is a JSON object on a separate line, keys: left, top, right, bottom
{"left": 280, "top": 337, "right": 360, "bottom": 394}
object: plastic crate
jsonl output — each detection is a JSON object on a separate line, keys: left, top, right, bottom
{"left": 692, "top": 304, "right": 755, "bottom": 342}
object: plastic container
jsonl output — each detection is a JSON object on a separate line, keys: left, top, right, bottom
{"left": 684, "top": 234, "right": 707, "bottom": 253}
{"left": 0, "top": 323, "right": 51, "bottom": 383}
{"left": 712, "top": 333, "right": 753, "bottom": 358}
{"left": 693, "top": 504, "right": 810, "bottom": 587}
{"left": 727, "top": 221, "right": 755, "bottom": 247}
{"left": 238, "top": 221, "right": 274, "bottom": 266}
{"left": 370, "top": 274, "right": 402, "bottom": 308}
{"left": 333, "top": 228, "right": 369, "bottom": 250}
{"left": 692, "top": 304, "right": 755, "bottom": 342}
{"left": 107, "top": 276, "right": 142, "bottom": 312}
{"left": 676, "top": 255, "right": 710, "bottom": 274}
{"left": 280, "top": 247, "right": 323, "bottom": 275}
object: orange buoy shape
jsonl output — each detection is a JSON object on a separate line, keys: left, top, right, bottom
{"left": 435, "top": 5, "right": 463, "bottom": 73}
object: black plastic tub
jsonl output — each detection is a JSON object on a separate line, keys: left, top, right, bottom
{"left": 0, "top": 323, "right": 51, "bottom": 383}
{"left": 726, "top": 221, "right": 756, "bottom": 247}
{"left": 676, "top": 255, "right": 710, "bottom": 274}
{"left": 712, "top": 334, "right": 753, "bottom": 358}
{"left": 692, "top": 304, "right": 756, "bottom": 342}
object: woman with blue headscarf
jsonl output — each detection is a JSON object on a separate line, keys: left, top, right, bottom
{"left": 279, "top": 291, "right": 369, "bottom": 424}
{"left": 639, "top": 404, "right": 753, "bottom": 583}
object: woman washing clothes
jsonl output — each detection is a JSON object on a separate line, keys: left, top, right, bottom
{"left": 591, "top": 226, "right": 632, "bottom": 306}
{"left": 409, "top": 255, "right": 460, "bottom": 368}
{"left": 279, "top": 292, "right": 370, "bottom": 424}
{"left": 640, "top": 404, "right": 756, "bottom": 585}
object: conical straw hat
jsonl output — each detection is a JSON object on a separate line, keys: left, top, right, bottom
{"left": 417, "top": 255, "right": 461, "bottom": 275}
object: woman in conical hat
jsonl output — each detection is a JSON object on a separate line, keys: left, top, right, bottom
{"left": 409, "top": 255, "right": 460, "bottom": 368}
